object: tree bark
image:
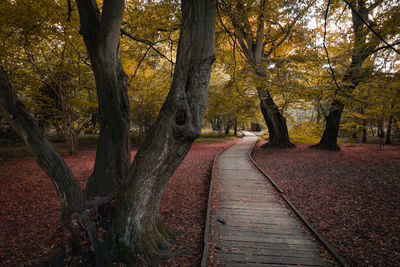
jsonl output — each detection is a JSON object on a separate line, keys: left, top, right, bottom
{"left": 315, "top": 99, "right": 345, "bottom": 150}
{"left": 210, "top": 118, "right": 219, "bottom": 131}
{"left": 75, "top": 0, "right": 131, "bottom": 196}
{"left": 385, "top": 112, "right": 393, "bottom": 145}
{"left": 234, "top": 117, "right": 238, "bottom": 136}
{"left": 106, "top": 0, "right": 216, "bottom": 262}
{"left": 258, "top": 88, "right": 294, "bottom": 147}
{"left": 361, "top": 105, "right": 367, "bottom": 143}
{"left": 225, "top": 124, "right": 231, "bottom": 135}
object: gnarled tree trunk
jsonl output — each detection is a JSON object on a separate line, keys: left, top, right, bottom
{"left": 315, "top": 99, "right": 344, "bottom": 150}
{"left": 109, "top": 0, "right": 216, "bottom": 261}
{"left": 1, "top": 0, "right": 216, "bottom": 265}
{"left": 76, "top": 0, "right": 131, "bottom": 197}
{"left": 258, "top": 88, "right": 294, "bottom": 147}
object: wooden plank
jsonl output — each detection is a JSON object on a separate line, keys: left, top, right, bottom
{"left": 219, "top": 235, "right": 316, "bottom": 246}
{"left": 215, "top": 253, "right": 325, "bottom": 266}
{"left": 215, "top": 240, "right": 319, "bottom": 251}
{"left": 216, "top": 246, "right": 320, "bottom": 258}
{"left": 216, "top": 229, "right": 307, "bottom": 239}
{"left": 216, "top": 209, "right": 290, "bottom": 216}
{"left": 214, "top": 216, "right": 299, "bottom": 226}
{"left": 215, "top": 229, "right": 307, "bottom": 237}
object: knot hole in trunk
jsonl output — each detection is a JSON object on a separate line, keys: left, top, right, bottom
{"left": 175, "top": 109, "right": 186, "bottom": 125}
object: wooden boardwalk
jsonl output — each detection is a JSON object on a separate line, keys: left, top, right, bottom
{"left": 209, "top": 132, "right": 327, "bottom": 266}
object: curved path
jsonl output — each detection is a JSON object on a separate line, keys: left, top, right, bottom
{"left": 209, "top": 131, "right": 327, "bottom": 266}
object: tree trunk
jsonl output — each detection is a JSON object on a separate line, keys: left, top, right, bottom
{"left": 76, "top": 0, "right": 131, "bottom": 197}
{"left": 104, "top": 0, "right": 216, "bottom": 262}
{"left": 362, "top": 125, "right": 367, "bottom": 143}
{"left": 220, "top": 1, "right": 294, "bottom": 148}
{"left": 385, "top": 113, "right": 393, "bottom": 145}
{"left": 225, "top": 124, "right": 231, "bottom": 135}
{"left": 361, "top": 105, "right": 367, "bottom": 143}
{"left": 234, "top": 117, "right": 237, "bottom": 136}
{"left": 314, "top": 99, "right": 344, "bottom": 150}
{"left": 258, "top": 88, "right": 294, "bottom": 148}
{"left": 210, "top": 118, "right": 219, "bottom": 131}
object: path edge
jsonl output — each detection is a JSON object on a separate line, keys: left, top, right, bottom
{"left": 200, "top": 139, "right": 239, "bottom": 267}
{"left": 248, "top": 138, "right": 350, "bottom": 267}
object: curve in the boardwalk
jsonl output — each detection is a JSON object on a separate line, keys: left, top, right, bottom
{"left": 209, "top": 133, "right": 328, "bottom": 266}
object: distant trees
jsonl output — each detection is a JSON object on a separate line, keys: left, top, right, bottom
{"left": 0, "top": 0, "right": 97, "bottom": 153}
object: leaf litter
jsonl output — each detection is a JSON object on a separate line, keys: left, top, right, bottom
{"left": 0, "top": 139, "right": 237, "bottom": 266}
{"left": 252, "top": 142, "right": 400, "bottom": 266}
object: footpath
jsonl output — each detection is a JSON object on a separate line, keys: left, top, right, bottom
{"left": 208, "top": 131, "right": 327, "bottom": 266}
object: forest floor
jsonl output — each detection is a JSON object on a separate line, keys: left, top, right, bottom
{"left": 252, "top": 141, "right": 400, "bottom": 267}
{"left": 0, "top": 138, "right": 238, "bottom": 266}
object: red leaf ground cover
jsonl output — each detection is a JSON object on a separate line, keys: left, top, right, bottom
{"left": 0, "top": 139, "right": 236, "bottom": 266}
{"left": 252, "top": 141, "right": 400, "bottom": 266}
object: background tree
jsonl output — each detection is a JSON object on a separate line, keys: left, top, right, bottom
{"left": 218, "top": 0, "right": 314, "bottom": 147}
{"left": 314, "top": 0, "right": 400, "bottom": 150}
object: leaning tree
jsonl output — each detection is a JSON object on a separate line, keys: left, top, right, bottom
{"left": 0, "top": 0, "right": 216, "bottom": 265}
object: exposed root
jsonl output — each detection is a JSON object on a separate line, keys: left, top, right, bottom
{"left": 63, "top": 212, "right": 185, "bottom": 265}
{"left": 112, "top": 217, "right": 185, "bottom": 265}
{"left": 140, "top": 218, "right": 177, "bottom": 260}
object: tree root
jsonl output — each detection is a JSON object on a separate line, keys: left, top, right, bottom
{"left": 140, "top": 217, "right": 177, "bottom": 260}
{"left": 113, "top": 217, "right": 186, "bottom": 265}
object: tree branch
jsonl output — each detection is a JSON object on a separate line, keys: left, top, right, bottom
{"left": 342, "top": 0, "right": 400, "bottom": 55}
{"left": 323, "top": 0, "right": 342, "bottom": 95}
{"left": 120, "top": 28, "right": 174, "bottom": 64}
{"left": 265, "top": 0, "right": 316, "bottom": 59}
{"left": 0, "top": 66, "right": 87, "bottom": 214}
{"left": 67, "top": 0, "right": 72, "bottom": 22}
{"left": 128, "top": 45, "right": 151, "bottom": 85}
{"left": 75, "top": 0, "right": 101, "bottom": 52}
{"left": 218, "top": 0, "right": 252, "bottom": 60}
{"left": 372, "top": 41, "right": 400, "bottom": 54}
{"left": 120, "top": 28, "right": 171, "bottom": 46}
{"left": 98, "top": 0, "right": 125, "bottom": 51}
